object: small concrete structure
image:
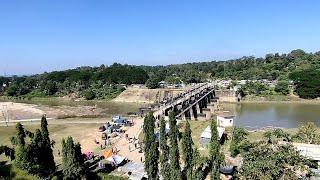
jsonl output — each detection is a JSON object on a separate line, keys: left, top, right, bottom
{"left": 279, "top": 141, "right": 320, "bottom": 166}
{"left": 217, "top": 113, "right": 234, "bottom": 127}
{"left": 292, "top": 142, "right": 320, "bottom": 161}
{"left": 200, "top": 126, "right": 225, "bottom": 147}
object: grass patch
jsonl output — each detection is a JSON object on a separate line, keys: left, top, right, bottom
{"left": 0, "top": 162, "right": 39, "bottom": 180}
{"left": 96, "top": 173, "right": 128, "bottom": 180}
{"left": 246, "top": 128, "right": 302, "bottom": 142}
{"left": 179, "top": 120, "right": 211, "bottom": 156}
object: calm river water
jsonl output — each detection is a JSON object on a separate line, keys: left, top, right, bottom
{"left": 222, "top": 103, "right": 320, "bottom": 129}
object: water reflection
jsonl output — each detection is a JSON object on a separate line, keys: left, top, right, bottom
{"left": 222, "top": 103, "right": 320, "bottom": 129}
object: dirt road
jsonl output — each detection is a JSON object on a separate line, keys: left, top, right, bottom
{"left": 113, "top": 117, "right": 144, "bottom": 163}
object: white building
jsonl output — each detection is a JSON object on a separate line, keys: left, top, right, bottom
{"left": 200, "top": 126, "right": 225, "bottom": 146}
{"left": 217, "top": 113, "right": 234, "bottom": 127}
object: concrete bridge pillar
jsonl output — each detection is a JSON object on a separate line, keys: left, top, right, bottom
{"left": 196, "top": 102, "right": 201, "bottom": 114}
{"left": 202, "top": 108, "right": 212, "bottom": 120}
{"left": 203, "top": 98, "right": 208, "bottom": 108}
{"left": 193, "top": 106, "right": 198, "bottom": 120}
{"left": 181, "top": 112, "right": 186, "bottom": 121}
{"left": 199, "top": 100, "right": 203, "bottom": 113}
{"left": 173, "top": 105, "right": 179, "bottom": 116}
{"left": 207, "top": 95, "right": 211, "bottom": 103}
{"left": 165, "top": 108, "right": 169, "bottom": 116}
{"left": 208, "top": 103, "right": 215, "bottom": 113}
{"left": 189, "top": 108, "right": 195, "bottom": 120}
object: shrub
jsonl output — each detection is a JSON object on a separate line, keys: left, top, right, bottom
{"left": 84, "top": 90, "right": 95, "bottom": 100}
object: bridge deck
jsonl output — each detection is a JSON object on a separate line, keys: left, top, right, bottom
{"left": 175, "top": 89, "right": 214, "bottom": 117}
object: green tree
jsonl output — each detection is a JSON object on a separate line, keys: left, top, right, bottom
{"left": 11, "top": 119, "right": 56, "bottom": 178}
{"left": 209, "top": 120, "right": 221, "bottom": 180}
{"left": 182, "top": 121, "right": 193, "bottom": 180}
{"left": 83, "top": 89, "right": 96, "bottom": 100}
{"left": 159, "top": 117, "right": 170, "bottom": 178}
{"left": 12, "top": 123, "right": 29, "bottom": 171}
{"left": 192, "top": 147, "right": 205, "bottom": 180}
{"left": 40, "top": 116, "right": 56, "bottom": 176}
{"left": 43, "top": 80, "right": 58, "bottom": 95}
{"left": 143, "top": 112, "right": 159, "bottom": 180}
{"left": 61, "top": 137, "right": 84, "bottom": 180}
{"left": 168, "top": 111, "right": 181, "bottom": 180}
{"left": 289, "top": 69, "right": 320, "bottom": 99}
{"left": 239, "top": 143, "right": 315, "bottom": 179}
{"left": 230, "top": 127, "right": 249, "bottom": 157}
{"left": 146, "top": 74, "right": 160, "bottom": 89}
{"left": 275, "top": 80, "right": 290, "bottom": 95}
{"left": 295, "top": 122, "right": 320, "bottom": 144}
{"left": 5, "top": 83, "right": 19, "bottom": 96}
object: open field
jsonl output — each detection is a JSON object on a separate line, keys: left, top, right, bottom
{"left": 0, "top": 99, "right": 142, "bottom": 121}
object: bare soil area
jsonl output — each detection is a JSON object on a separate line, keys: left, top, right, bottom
{"left": 113, "top": 87, "right": 184, "bottom": 103}
{"left": 0, "top": 100, "right": 141, "bottom": 122}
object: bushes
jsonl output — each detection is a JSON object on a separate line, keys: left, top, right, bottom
{"left": 84, "top": 90, "right": 95, "bottom": 100}
{"left": 239, "top": 143, "right": 315, "bottom": 179}
{"left": 275, "top": 80, "right": 290, "bottom": 95}
{"left": 230, "top": 127, "right": 249, "bottom": 157}
{"left": 289, "top": 69, "right": 320, "bottom": 99}
{"left": 82, "top": 84, "right": 125, "bottom": 100}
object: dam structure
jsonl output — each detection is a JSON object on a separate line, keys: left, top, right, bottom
{"left": 153, "top": 83, "right": 219, "bottom": 120}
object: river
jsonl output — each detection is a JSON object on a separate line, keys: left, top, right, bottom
{"left": 221, "top": 103, "right": 320, "bottom": 130}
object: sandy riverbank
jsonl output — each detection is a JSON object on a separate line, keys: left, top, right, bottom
{"left": 219, "top": 95, "right": 320, "bottom": 104}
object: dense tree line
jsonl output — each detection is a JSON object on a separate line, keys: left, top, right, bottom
{"left": 1, "top": 49, "right": 319, "bottom": 98}
{"left": 0, "top": 63, "right": 148, "bottom": 99}
{"left": 289, "top": 69, "right": 320, "bottom": 99}
{"left": 141, "top": 49, "right": 320, "bottom": 81}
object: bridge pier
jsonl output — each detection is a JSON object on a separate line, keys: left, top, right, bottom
{"left": 202, "top": 108, "right": 212, "bottom": 119}
{"left": 203, "top": 98, "right": 208, "bottom": 108}
{"left": 153, "top": 84, "right": 217, "bottom": 121}
{"left": 208, "top": 103, "right": 215, "bottom": 113}
{"left": 196, "top": 103, "right": 201, "bottom": 115}
{"left": 198, "top": 101, "right": 203, "bottom": 113}
{"left": 181, "top": 112, "right": 186, "bottom": 121}
{"left": 207, "top": 95, "right": 211, "bottom": 103}
{"left": 189, "top": 108, "right": 195, "bottom": 120}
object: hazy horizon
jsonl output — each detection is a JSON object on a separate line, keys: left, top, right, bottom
{"left": 1, "top": 0, "right": 320, "bottom": 75}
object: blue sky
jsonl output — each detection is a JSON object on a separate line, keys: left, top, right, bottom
{"left": 1, "top": 0, "right": 320, "bottom": 75}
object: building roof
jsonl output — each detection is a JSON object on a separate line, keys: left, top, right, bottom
{"left": 121, "top": 162, "right": 147, "bottom": 180}
{"left": 217, "top": 115, "right": 235, "bottom": 119}
{"left": 217, "top": 111, "right": 235, "bottom": 118}
{"left": 200, "top": 126, "right": 225, "bottom": 139}
{"left": 112, "top": 116, "right": 126, "bottom": 123}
